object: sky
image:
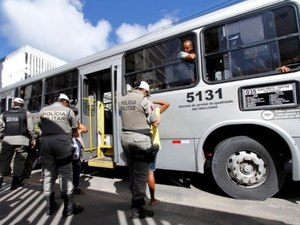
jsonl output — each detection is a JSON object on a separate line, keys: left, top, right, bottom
{"left": 0, "top": 0, "right": 243, "bottom": 63}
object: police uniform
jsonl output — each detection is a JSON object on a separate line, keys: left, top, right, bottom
{"left": 120, "top": 83, "right": 159, "bottom": 218}
{"left": 39, "top": 94, "right": 83, "bottom": 217}
{"left": 0, "top": 98, "right": 36, "bottom": 190}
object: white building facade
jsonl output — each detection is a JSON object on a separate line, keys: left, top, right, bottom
{"left": 0, "top": 45, "right": 66, "bottom": 88}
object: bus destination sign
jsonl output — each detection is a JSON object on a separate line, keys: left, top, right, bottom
{"left": 242, "top": 82, "right": 298, "bottom": 110}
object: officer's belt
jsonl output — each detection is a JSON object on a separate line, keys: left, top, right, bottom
{"left": 122, "top": 129, "right": 150, "bottom": 136}
{"left": 41, "top": 133, "right": 69, "bottom": 136}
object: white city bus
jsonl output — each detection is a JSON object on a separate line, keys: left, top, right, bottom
{"left": 1, "top": 0, "right": 300, "bottom": 200}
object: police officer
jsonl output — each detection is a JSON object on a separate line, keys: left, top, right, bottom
{"left": 39, "top": 93, "right": 83, "bottom": 217}
{"left": 0, "top": 97, "right": 36, "bottom": 190}
{"left": 120, "top": 81, "right": 160, "bottom": 219}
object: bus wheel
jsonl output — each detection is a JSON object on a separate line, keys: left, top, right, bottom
{"left": 212, "top": 136, "right": 285, "bottom": 200}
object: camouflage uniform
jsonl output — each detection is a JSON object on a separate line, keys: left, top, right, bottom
{"left": 39, "top": 101, "right": 77, "bottom": 196}
{"left": 120, "top": 88, "right": 158, "bottom": 218}
{"left": 39, "top": 97, "right": 83, "bottom": 217}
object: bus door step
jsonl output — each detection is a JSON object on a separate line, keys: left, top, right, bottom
{"left": 100, "top": 147, "right": 113, "bottom": 156}
{"left": 88, "top": 156, "right": 114, "bottom": 168}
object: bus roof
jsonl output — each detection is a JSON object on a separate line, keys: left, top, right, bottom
{"left": 0, "top": 0, "right": 291, "bottom": 93}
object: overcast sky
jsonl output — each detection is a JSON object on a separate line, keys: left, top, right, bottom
{"left": 0, "top": 0, "right": 242, "bottom": 62}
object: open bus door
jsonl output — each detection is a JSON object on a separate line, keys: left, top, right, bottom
{"left": 81, "top": 65, "right": 118, "bottom": 168}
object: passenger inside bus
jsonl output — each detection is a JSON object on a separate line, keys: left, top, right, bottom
{"left": 177, "top": 39, "right": 197, "bottom": 62}
{"left": 174, "top": 39, "right": 196, "bottom": 84}
{"left": 277, "top": 55, "right": 300, "bottom": 73}
{"left": 278, "top": 66, "right": 290, "bottom": 73}
{"left": 241, "top": 51, "right": 271, "bottom": 75}
{"left": 242, "top": 52, "right": 300, "bottom": 75}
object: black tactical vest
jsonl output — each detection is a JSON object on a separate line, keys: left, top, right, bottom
{"left": 3, "top": 108, "right": 28, "bottom": 136}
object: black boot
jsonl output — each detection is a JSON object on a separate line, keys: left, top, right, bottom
{"left": 10, "top": 176, "right": 24, "bottom": 190}
{"left": 131, "top": 206, "right": 154, "bottom": 219}
{"left": 62, "top": 194, "right": 84, "bottom": 217}
{"left": 0, "top": 177, "right": 3, "bottom": 189}
{"left": 131, "top": 199, "right": 154, "bottom": 219}
{"left": 45, "top": 192, "right": 58, "bottom": 216}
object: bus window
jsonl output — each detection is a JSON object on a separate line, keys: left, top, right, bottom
{"left": 124, "top": 35, "right": 197, "bottom": 92}
{"left": 204, "top": 4, "right": 300, "bottom": 82}
{"left": 45, "top": 70, "right": 78, "bottom": 105}
{"left": 21, "top": 81, "right": 42, "bottom": 113}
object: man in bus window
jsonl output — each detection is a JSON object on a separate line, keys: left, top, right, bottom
{"left": 243, "top": 50, "right": 296, "bottom": 75}
{"left": 0, "top": 98, "right": 36, "bottom": 190}
{"left": 178, "top": 39, "right": 197, "bottom": 62}
{"left": 242, "top": 50, "right": 271, "bottom": 75}
{"left": 175, "top": 39, "right": 196, "bottom": 85}
{"left": 120, "top": 81, "right": 160, "bottom": 219}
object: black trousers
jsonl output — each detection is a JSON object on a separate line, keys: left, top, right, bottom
{"left": 72, "top": 159, "right": 81, "bottom": 189}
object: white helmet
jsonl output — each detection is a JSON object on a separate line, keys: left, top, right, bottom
{"left": 13, "top": 97, "right": 24, "bottom": 104}
{"left": 138, "top": 81, "right": 150, "bottom": 92}
{"left": 58, "top": 93, "right": 70, "bottom": 102}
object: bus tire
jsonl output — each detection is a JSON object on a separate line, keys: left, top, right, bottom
{"left": 211, "top": 136, "right": 285, "bottom": 200}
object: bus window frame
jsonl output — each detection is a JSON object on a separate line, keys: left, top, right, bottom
{"left": 202, "top": 2, "right": 300, "bottom": 84}
{"left": 122, "top": 33, "right": 199, "bottom": 96}
{"left": 44, "top": 70, "right": 79, "bottom": 106}
{"left": 20, "top": 80, "right": 43, "bottom": 113}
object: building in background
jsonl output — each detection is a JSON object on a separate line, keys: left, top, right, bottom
{"left": 0, "top": 45, "right": 66, "bottom": 88}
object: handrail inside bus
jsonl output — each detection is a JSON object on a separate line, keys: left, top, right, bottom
{"left": 83, "top": 96, "right": 97, "bottom": 152}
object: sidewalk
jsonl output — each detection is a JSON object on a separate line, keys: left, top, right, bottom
{"left": 0, "top": 169, "right": 296, "bottom": 225}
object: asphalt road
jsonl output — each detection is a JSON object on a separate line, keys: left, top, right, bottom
{"left": 0, "top": 166, "right": 300, "bottom": 225}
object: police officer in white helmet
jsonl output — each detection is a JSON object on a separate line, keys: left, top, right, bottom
{"left": 0, "top": 97, "right": 36, "bottom": 190}
{"left": 120, "top": 81, "right": 160, "bottom": 219}
{"left": 39, "top": 93, "right": 84, "bottom": 217}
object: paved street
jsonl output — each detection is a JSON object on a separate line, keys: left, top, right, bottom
{"left": 0, "top": 167, "right": 300, "bottom": 225}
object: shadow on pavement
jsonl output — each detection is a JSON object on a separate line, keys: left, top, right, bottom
{"left": 0, "top": 175, "right": 287, "bottom": 225}
{"left": 82, "top": 164, "right": 300, "bottom": 202}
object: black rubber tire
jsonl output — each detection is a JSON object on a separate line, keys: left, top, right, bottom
{"left": 212, "top": 136, "right": 285, "bottom": 200}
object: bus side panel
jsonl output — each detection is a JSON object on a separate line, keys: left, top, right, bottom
{"left": 156, "top": 139, "right": 196, "bottom": 171}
